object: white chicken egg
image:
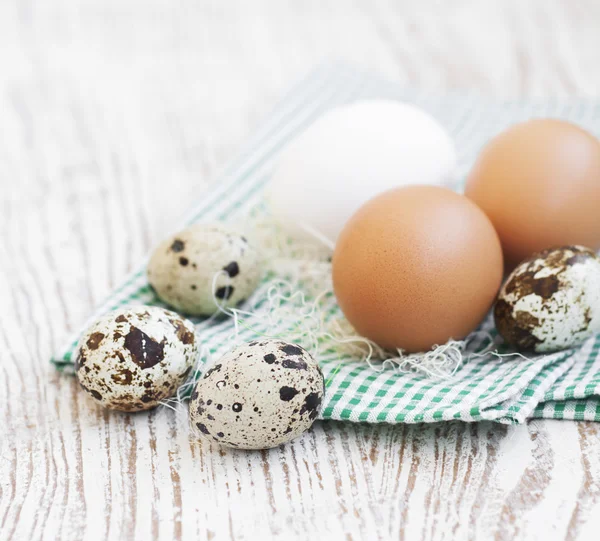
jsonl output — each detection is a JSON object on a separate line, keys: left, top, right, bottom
{"left": 495, "top": 246, "right": 600, "bottom": 353}
{"left": 76, "top": 306, "right": 198, "bottom": 411}
{"left": 266, "top": 100, "right": 457, "bottom": 246}
{"left": 189, "top": 339, "right": 324, "bottom": 449}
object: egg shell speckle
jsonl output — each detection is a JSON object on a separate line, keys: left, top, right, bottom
{"left": 189, "top": 340, "right": 324, "bottom": 450}
{"left": 147, "top": 223, "right": 262, "bottom": 316}
{"left": 494, "top": 246, "right": 600, "bottom": 353}
{"left": 76, "top": 306, "right": 198, "bottom": 411}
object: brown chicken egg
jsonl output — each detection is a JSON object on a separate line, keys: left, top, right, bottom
{"left": 332, "top": 185, "right": 504, "bottom": 353}
{"left": 465, "top": 119, "right": 600, "bottom": 267}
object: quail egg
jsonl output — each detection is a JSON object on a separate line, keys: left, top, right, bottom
{"left": 147, "top": 223, "right": 262, "bottom": 316}
{"left": 495, "top": 246, "right": 600, "bottom": 353}
{"left": 189, "top": 339, "right": 324, "bottom": 449}
{"left": 76, "top": 306, "right": 198, "bottom": 411}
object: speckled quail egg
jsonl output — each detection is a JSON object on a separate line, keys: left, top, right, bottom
{"left": 75, "top": 306, "right": 198, "bottom": 411}
{"left": 147, "top": 223, "right": 262, "bottom": 316}
{"left": 189, "top": 339, "right": 324, "bottom": 449}
{"left": 495, "top": 246, "right": 600, "bottom": 353}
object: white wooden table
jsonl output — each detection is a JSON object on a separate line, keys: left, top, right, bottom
{"left": 2, "top": 1, "right": 600, "bottom": 539}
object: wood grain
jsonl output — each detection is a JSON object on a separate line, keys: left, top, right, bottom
{"left": 2, "top": 1, "right": 600, "bottom": 539}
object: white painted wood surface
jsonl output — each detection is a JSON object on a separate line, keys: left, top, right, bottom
{"left": 2, "top": 1, "right": 600, "bottom": 539}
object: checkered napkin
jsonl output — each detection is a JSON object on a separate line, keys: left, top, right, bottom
{"left": 52, "top": 63, "right": 600, "bottom": 424}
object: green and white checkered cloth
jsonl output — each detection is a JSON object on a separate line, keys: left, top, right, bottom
{"left": 52, "top": 62, "right": 600, "bottom": 424}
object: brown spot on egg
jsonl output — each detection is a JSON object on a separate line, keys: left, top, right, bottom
{"left": 80, "top": 383, "right": 103, "bottom": 401}
{"left": 111, "top": 369, "right": 133, "bottom": 385}
{"left": 280, "top": 344, "right": 304, "bottom": 356}
{"left": 504, "top": 270, "right": 560, "bottom": 300}
{"left": 281, "top": 359, "right": 308, "bottom": 370}
{"left": 170, "top": 239, "right": 185, "bottom": 252}
{"left": 524, "top": 246, "right": 596, "bottom": 279}
{"left": 299, "top": 392, "right": 322, "bottom": 420}
{"left": 169, "top": 318, "right": 195, "bottom": 345}
{"left": 263, "top": 354, "right": 276, "bottom": 364}
{"left": 75, "top": 350, "right": 86, "bottom": 371}
{"left": 115, "top": 315, "right": 127, "bottom": 323}
{"left": 196, "top": 423, "right": 210, "bottom": 435}
{"left": 86, "top": 332, "right": 105, "bottom": 350}
{"left": 279, "top": 386, "right": 299, "bottom": 401}
{"left": 494, "top": 299, "right": 542, "bottom": 351}
{"left": 180, "top": 366, "right": 192, "bottom": 379}
{"left": 109, "top": 399, "right": 136, "bottom": 411}
{"left": 215, "top": 286, "right": 234, "bottom": 300}
{"left": 223, "top": 261, "right": 239, "bottom": 277}
{"left": 179, "top": 257, "right": 189, "bottom": 266}
{"left": 123, "top": 326, "right": 166, "bottom": 369}
{"left": 204, "top": 364, "right": 222, "bottom": 378}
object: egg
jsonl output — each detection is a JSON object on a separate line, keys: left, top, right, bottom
{"left": 494, "top": 246, "right": 600, "bottom": 353}
{"left": 332, "top": 185, "right": 504, "bottom": 353}
{"left": 465, "top": 119, "right": 600, "bottom": 267}
{"left": 75, "top": 306, "right": 198, "bottom": 411}
{"left": 266, "top": 100, "right": 457, "bottom": 246}
{"left": 147, "top": 223, "right": 262, "bottom": 316}
{"left": 189, "top": 340, "right": 324, "bottom": 449}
